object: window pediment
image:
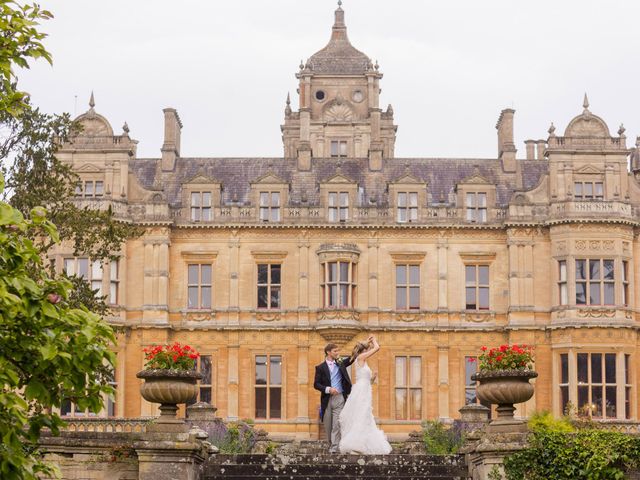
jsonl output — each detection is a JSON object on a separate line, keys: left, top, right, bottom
{"left": 459, "top": 252, "right": 497, "bottom": 263}
{"left": 251, "top": 172, "right": 288, "bottom": 186}
{"left": 184, "top": 174, "right": 221, "bottom": 186}
{"left": 322, "top": 173, "right": 356, "bottom": 185}
{"left": 76, "top": 163, "right": 104, "bottom": 174}
{"left": 458, "top": 173, "right": 493, "bottom": 186}
{"left": 389, "top": 173, "right": 423, "bottom": 185}
{"left": 575, "top": 165, "right": 602, "bottom": 175}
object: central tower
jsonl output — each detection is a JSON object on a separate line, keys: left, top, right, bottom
{"left": 281, "top": 2, "right": 397, "bottom": 171}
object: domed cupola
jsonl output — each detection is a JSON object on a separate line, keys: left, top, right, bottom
{"left": 307, "top": 1, "right": 371, "bottom": 75}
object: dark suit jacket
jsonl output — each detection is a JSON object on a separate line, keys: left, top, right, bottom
{"left": 313, "top": 356, "right": 354, "bottom": 420}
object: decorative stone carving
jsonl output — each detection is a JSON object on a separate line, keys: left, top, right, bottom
{"left": 181, "top": 311, "right": 216, "bottom": 323}
{"left": 393, "top": 312, "right": 425, "bottom": 323}
{"left": 317, "top": 309, "right": 360, "bottom": 322}
{"left": 577, "top": 308, "right": 616, "bottom": 318}
{"left": 255, "top": 311, "right": 281, "bottom": 322}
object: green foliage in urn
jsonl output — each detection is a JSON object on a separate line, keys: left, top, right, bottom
{"left": 502, "top": 412, "right": 640, "bottom": 480}
{"left": 472, "top": 344, "right": 534, "bottom": 372}
{"left": 0, "top": 173, "right": 116, "bottom": 479}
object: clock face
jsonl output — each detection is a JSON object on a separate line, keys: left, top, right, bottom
{"left": 352, "top": 90, "right": 364, "bottom": 103}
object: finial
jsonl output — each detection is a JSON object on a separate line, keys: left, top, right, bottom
{"left": 286, "top": 92, "right": 291, "bottom": 105}
{"left": 618, "top": 123, "right": 626, "bottom": 136}
{"left": 122, "top": 121, "right": 129, "bottom": 134}
{"left": 583, "top": 92, "right": 589, "bottom": 111}
{"left": 299, "top": 59, "right": 304, "bottom": 70}
{"left": 89, "top": 91, "right": 95, "bottom": 109}
{"left": 337, "top": 0, "right": 342, "bottom": 7}
{"left": 636, "top": 136, "right": 640, "bottom": 148}
{"left": 548, "top": 122, "right": 556, "bottom": 136}
{"left": 387, "top": 104, "right": 394, "bottom": 116}
{"left": 284, "top": 92, "right": 292, "bottom": 116}
{"left": 374, "top": 60, "right": 379, "bottom": 71}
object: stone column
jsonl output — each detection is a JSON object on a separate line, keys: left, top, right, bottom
{"left": 297, "top": 344, "right": 310, "bottom": 429}
{"left": 438, "top": 346, "right": 450, "bottom": 420}
{"left": 298, "top": 231, "right": 310, "bottom": 325}
{"left": 228, "top": 231, "right": 240, "bottom": 326}
{"left": 227, "top": 341, "right": 239, "bottom": 421}
{"left": 368, "top": 233, "right": 379, "bottom": 325}
{"left": 135, "top": 432, "right": 208, "bottom": 480}
{"left": 437, "top": 237, "right": 449, "bottom": 325}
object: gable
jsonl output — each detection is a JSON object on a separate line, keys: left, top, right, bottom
{"left": 575, "top": 165, "right": 602, "bottom": 175}
{"left": 458, "top": 173, "right": 493, "bottom": 186}
{"left": 184, "top": 174, "right": 221, "bottom": 185}
{"left": 75, "top": 163, "right": 104, "bottom": 174}
{"left": 251, "top": 172, "right": 287, "bottom": 185}
{"left": 322, "top": 173, "right": 356, "bottom": 185}
{"left": 389, "top": 173, "right": 423, "bottom": 185}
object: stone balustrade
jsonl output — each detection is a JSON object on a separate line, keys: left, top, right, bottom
{"left": 61, "top": 417, "right": 153, "bottom": 433}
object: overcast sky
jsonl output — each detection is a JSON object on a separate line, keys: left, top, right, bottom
{"left": 20, "top": 0, "right": 640, "bottom": 159}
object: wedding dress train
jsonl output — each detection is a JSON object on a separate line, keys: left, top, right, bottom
{"left": 338, "top": 360, "right": 392, "bottom": 454}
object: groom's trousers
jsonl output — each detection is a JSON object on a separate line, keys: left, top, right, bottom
{"left": 324, "top": 394, "right": 345, "bottom": 452}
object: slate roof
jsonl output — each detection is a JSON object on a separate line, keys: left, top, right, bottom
{"left": 131, "top": 157, "right": 549, "bottom": 208}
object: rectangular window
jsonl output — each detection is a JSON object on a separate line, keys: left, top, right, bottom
{"left": 259, "top": 192, "right": 281, "bottom": 222}
{"left": 322, "top": 261, "right": 356, "bottom": 308}
{"left": 465, "top": 265, "right": 489, "bottom": 310}
{"left": 257, "top": 264, "right": 281, "bottom": 309}
{"left": 187, "top": 264, "right": 212, "bottom": 309}
{"left": 465, "top": 356, "right": 479, "bottom": 405}
{"left": 574, "top": 181, "right": 604, "bottom": 200}
{"left": 255, "top": 354, "right": 282, "bottom": 419}
{"left": 109, "top": 260, "right": 119, "bottom": 305}
{"left": 75, "top": 180, "right": 104, "bottom": 198}
{"left": 623, "top": 260, "right": 629, "bottom": 307}
{"left": 395, "top": 356, "right": 422, "bottom": 420}
{"left": 190, "top": 192, "right": 212, "bottom": 222}
{"left": 397, "top": 192, "right": 418, "bottom": 223}
{"left": 396, "top": 264, "right": 420, "bottom": 310}
{"left": 330, "top": 140, "right": 348, "bottom": 158}
{"left": 560, "top": 353, "right": 569, "bottom": 415}
{"left": 465, "top": 192, "right": 487, "bottom": 223}
{"left": 558, "top": 260, "right": 568, "bottom": 305}
{"left": 188, "top": 355, "right": 213, "bottom": 406}
{"left": 576, "top": 352, "right": 618, "bottom": 419}
{"left": 328, "top": 192, "right": 349, "bottom": 222}
{"left": 575, "top": 259, "right": 614, "bottom": 306}
{"left": 625, "top": 354, "right": 632, "bottom": 419}
{"left": 64, "top": 258, "right": 103, "bottom": 296}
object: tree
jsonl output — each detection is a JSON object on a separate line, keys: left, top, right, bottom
{"left": 0, "top": 174, "right": 116, "bottom": 478}
{"left": 0, "top": 2, "right": 131, "bottom": 478}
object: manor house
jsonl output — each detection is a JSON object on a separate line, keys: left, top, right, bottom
{"left": 55, "top": 4, "right": 640, "bottom": 438}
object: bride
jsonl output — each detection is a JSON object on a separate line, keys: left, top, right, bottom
{"left": 338, "top": 335, "right": 392, "bottom": 454}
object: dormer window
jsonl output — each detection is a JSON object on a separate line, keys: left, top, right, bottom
{"left": 574, "top": 181, "right": 604, "bottom": 200}
{"left": 259, "top": 192, "right": 281, "bottom": 222}
{"left": 466, "top": 192, "right": 487, "bottom": 223}
{"left": 397, "top": 192, "right": 418, "bottom": 223}
{"left": 75, "top": 180, "right": 104, "bottom": 198}
{"left": 330, "top": 140, "right": 347, "bottom": 158}
{"left": 191, "top": 192, "right": 212, "bottom": 222}
{"left": 328, "top": 192, "right": 349, "bottom": 222}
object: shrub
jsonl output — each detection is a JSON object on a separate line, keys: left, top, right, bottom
{"left": 422, "top": 420, "right": 465, "bottom": 454}
{"left": 502, "top": 415, "right": 640, "bottom": 480}
{"left": 202, "top": 419, "right": 256, "bottom": 454}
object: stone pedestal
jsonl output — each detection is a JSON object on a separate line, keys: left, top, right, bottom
{"left": 467, "top": 431, "right": 528, "bottom": 480}
{"left": 134, "top": 432, "right": 208, "bottom": 480}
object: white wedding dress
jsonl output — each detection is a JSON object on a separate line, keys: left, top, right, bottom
{"left": 338, "top": 360, "right": 392, "bottom": 454}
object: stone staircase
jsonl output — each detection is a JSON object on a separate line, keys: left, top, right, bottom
{"left": 206, "top": 450, "right": 468, "bottom": 479}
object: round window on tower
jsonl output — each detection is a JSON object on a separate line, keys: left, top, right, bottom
{"left": 315, "top": 90, "right": 326, "bottom": 102}
{"left": 352, "top": 90, "right": 364, "bottom": 103}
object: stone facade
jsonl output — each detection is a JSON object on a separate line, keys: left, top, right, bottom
{"left": 53, "top": 4, "right": 640, "bottom": 438}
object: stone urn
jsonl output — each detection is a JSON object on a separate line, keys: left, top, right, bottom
{"left": 471, "top": 370, "right": 537, "bottom": 428}
{"left": 137, "top": 369, "right": 202, "bottom": 425}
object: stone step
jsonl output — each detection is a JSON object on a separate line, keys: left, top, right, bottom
{"left": 209, "top": 453, "right": 466, "bottom": 467}
{"left": 206, "top": 476, "right": 467, "bottom": 480}
{"left": 206, "top": 463, "right": 467, "bottom": 476}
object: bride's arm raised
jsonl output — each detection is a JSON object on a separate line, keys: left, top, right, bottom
{"left": 358, "top": 335, "right": 380, "bottom": 362}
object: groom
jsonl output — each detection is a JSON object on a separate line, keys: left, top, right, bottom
{"left": 314, "top": 343, "right": 354, "bottom": 453}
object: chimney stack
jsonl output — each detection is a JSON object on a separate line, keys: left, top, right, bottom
{"left": 524, "top": 140, "right": 535, "bottom": 160}
{"left": 161, "top": 108, "right": 182, "bottom": 171}
{"left": 496, "top": 109, "right": 517, "bottom": 171}
{"left": 536, "top": 139, "right": 546, "bottom": 160}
